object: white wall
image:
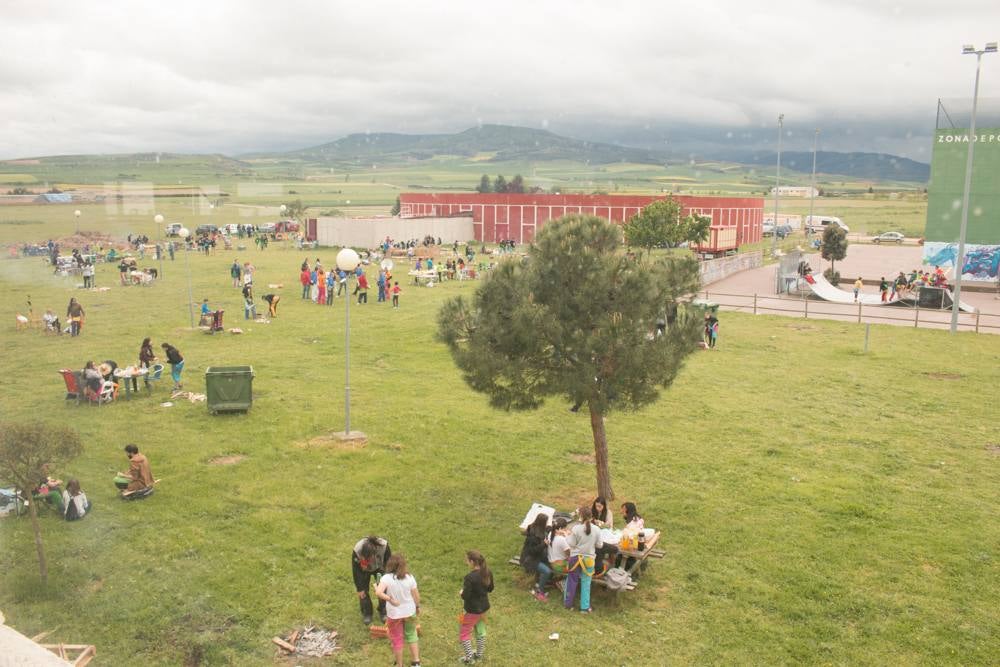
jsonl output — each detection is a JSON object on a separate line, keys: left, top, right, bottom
{"left": 315, "top": 216, "right": 475, "bottom": 248}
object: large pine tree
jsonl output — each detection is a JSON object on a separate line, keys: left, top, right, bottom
{"left": 437, "top": 215, "right": 703, "bottom": 499}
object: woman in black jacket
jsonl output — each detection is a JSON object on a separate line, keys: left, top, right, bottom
{"left": 161, "top": 342, "right": 184, "bottom": 389}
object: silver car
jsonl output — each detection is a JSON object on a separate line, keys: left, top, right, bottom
{"left": 873, "top": 232, "right": 904, "bottom": 244}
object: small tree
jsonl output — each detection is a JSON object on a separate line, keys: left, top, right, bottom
{"left": 0, "top": 421, "right": 83, "bottom": 584}
{"left": 390, "top": 196, "right": 401, "bottom": 216}
{"left": 509, "top": 174, "right": 526, "bottom": 194}
{"left": 284, "top": 199, "right": 306, "bottom": 221}
{"left": 437, "top": 215, "right": 703, "bottom": 499}
{"left": 623, "top": 198, "right": 710, "bottom": 255}
{"left": 493, "top": 175, "right": 508, "bottom": 193}
{"left": 821, "top": 225, "right": 848, "bottom": 272}
{"left": 476, "top": 175, "right": 492, "bottom": 193}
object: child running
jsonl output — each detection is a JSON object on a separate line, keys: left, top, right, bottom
{"left": 458, "top": 550, "right": 494, "bottom": 664}
{"left": 376, "top": 554, "right": 421, "bottom": 667}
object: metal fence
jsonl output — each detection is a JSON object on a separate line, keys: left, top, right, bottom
{"left": 701, "top": 290, "right": 1000, "bottom": 334}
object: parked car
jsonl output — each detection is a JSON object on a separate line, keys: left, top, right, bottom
{"left": 195, "top": 224, "right": 218, "bottom": 236}
{"left": 872, "top": 231, "right": 904, "bottom": 245}
{"left": 763, "top": 224, "right": 794, "bottom": 239}
{"left": 220, "top": 224, "right": 240, "bottom": 235}
{"left": 164, "top": 222, "right": 183, "bottom": 237}
{"left": 259, "top": 222, "right": 277, "bottom": 233}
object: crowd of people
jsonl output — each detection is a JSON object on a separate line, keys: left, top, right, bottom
{"left": 297, "top": 258, "right": 403, "bottom": 309}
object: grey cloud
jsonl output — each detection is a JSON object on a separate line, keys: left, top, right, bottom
{"left": 1, "top": 0, "right": 999, "bottom": 158}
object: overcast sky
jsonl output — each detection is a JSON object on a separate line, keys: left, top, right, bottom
{"left": 2, "top": 0, "right": 999, "bottom": 160}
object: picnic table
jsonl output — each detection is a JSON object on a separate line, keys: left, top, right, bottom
{"left": 510, "top": 503, "right": 665, "bottom": 593}
{"left": 408, "top": 270, "right": 437, "bottom": 286}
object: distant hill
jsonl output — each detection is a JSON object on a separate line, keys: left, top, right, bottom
{"left": 704, "top": 150, "right": 929, "bottom": 183}
{"left": 259, "top": 124, "right": 668, "bottom": 166}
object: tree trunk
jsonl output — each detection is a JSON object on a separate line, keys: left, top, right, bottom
{"left": 588, "top": 402, "right": 614, "bottom": 500}
{"left": 27, "top": 496, "right": 48, "bottom": 584}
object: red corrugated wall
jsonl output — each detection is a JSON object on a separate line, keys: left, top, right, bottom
{"left": 398, "top": 193, "right": 763, "bottom": 248}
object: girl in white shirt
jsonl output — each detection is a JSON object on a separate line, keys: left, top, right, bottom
{"left": 376, "top": 554, "right": 421, "bottom": 667}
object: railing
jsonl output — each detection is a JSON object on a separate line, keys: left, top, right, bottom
{"left": 700, "top": 290, "right": 1000, "bottom": 334}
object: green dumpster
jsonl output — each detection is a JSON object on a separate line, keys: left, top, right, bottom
{"left": 205, "top": 366, "right": 254, "bottom": 414}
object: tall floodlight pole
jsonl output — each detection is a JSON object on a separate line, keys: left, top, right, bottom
{"left": 809, "top": 129, "right": 820, "bottom": 230}
{"left": 951, "top": 42, "right": 997, "bottom": 334}
{"left": 335, "top": 247, "right": 365, "bottom": 442}
{"left": 178, "top": 227, "right": 195, "bottom": 328}
{"left": 771, "top": 114, "right": 784, "bottom": 257}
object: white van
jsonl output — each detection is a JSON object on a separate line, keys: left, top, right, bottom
{"left": 221, "top": 224, "right": 240, "bottom": 236}
{"left": 805, "top": 215, "right": 849, "bottom": 233}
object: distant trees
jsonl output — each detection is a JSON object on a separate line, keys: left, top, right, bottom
{"left": 391, "top": 196, "right": 401, "bottom": 216}
{"left": 623, "top": 198, "right": 711, "bottom": 254}
{"left": 474, "top": 174, "right": 527, "bottom": 193}
{"left": 0, "top": 421, "right": 83, "bottom": 584}
{"left": 6, "top": 187, "right": 30, "bottom": 195}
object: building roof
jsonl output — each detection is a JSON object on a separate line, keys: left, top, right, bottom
{"left": 35, "top": 193, "right": 73, "bottom": 203}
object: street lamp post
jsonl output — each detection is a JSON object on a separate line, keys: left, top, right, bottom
{"left": 951, "top": 42, "right": 998, "bottom": 334}
{"left": 335, "top": 247, "right": 365, "bottom": 442}
{"left": 74, "top": 209, "right": 81, "bottom": 235}
{"left": 154, "top": 214, "right": 165, "bottom": 277}
{"left": 178, "top": 227, "right": 195, "bottom": 328}
{"left": 809, "top": 129, "right": 819, "bottom": 232}
{"left": 771, "top": 114, "right": 784, "bottom": 257}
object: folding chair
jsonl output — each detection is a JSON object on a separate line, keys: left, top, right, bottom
{"left": 144, "top": 364, "right": 165, "bottom": 393}
{"left": 59, "top": 369, "right": 83, "bottom": 403}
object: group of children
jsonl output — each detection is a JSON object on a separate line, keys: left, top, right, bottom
{"left": 352, "top": 536, "right": 492, "bottom": 667}
{"left": 865, "top": 265, "right": 950, "bottom": 303}
{"left": 298, "top": 259, "right": 403, "bottom": 308}
{"left": 520, "top": 498, "right": 646, "bottom": 613}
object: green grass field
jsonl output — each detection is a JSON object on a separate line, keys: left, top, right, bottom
{"left": 0, "top": 235, "right": 998, "bottom": 664}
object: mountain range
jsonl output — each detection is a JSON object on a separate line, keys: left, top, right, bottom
{"left": 253, "top": 124, "right": 929, "bottom": 183}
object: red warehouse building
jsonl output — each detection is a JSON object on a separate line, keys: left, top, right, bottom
{"left": 398, "top": 193, "right": 764, "bottom": 248}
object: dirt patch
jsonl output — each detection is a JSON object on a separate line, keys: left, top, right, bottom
{"left": 208, "top": 454, "right": 246, "bottom": 466}
{"left": 920, "top": 562, "right": 940, "bottom": 574}
{"left": 986, "top": 444, "right": 1000, "bottom": 456}
{"left": 546, "top": 486, "right": 596, "bottom": 510}
{"left": 787, "top": 324, "right": 820, "bottom": 331}
{"left": 89, "top": 577, "right": 104, "bottom": 593}
{"left": 569, "top": 453, "right": 595, "bottom": 464}
{"left": 297, "top": 433, "right": 368, "bottom": 450}
{"left": 924, "top": 372, "right": 963, "bottom": 381}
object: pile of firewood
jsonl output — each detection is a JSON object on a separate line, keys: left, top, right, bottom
{"left": 272, "top": 626, "right": 339, "bottom": 657}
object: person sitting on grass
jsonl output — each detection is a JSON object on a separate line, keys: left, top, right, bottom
{"left": 62, "top": 478, "right": 90, "bottom": 521}
{"left": 116, "top": 444, "right": 154, "bottom": 497}
{"left": 32, "top": 471, "right": 64, "bottom": 514}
